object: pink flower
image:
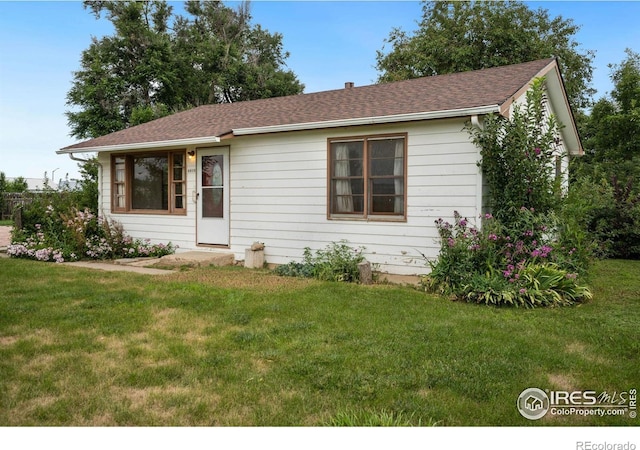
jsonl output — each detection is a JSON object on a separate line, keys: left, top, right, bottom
{"left": 534, "top": 147, "right": 541, "bottom": 156}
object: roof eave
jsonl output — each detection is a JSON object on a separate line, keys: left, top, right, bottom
{"left": 57, "top": 135, "right": 222, "bottom": 154}
{"left": 231, "top": 106, "right": 501, "bottom": 136}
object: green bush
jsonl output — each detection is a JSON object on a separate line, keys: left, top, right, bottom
{"left": 461, "top": 262, "right": 592, "bottom": 308}
{"left": 468, "top": 77, "right": 563, "bottom": 227}
{"left": 436, "top": 76, "right": 593, "bottom": 307}
{"left": 563, "top": 174, "right": 640, "bottom": 259}
{"left": 422, "top": 210, "right": 592, "bottom": 307}
{"left": 8, "top": 195, "right": 175, "bottom": 263}
{"left": 275, "top": 240, "right": 366, "bottom": 283}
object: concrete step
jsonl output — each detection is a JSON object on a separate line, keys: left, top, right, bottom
{"left": 159, "top": 250, "right": 235, "bottom": 268}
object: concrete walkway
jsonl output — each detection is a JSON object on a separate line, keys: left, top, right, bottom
{"left": 0, "top": 226, "right": 11, "bottom": 249}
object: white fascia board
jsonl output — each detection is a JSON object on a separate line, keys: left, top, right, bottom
{"left": 56, "top": 135, "right": 221, "bottom": 154}
{"left": 231, "top": 106, "right": 501, "bottom": 136}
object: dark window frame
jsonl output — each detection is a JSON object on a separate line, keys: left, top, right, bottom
{"left": 111, "top": 150, "right": 187, "bottom": 215}
{"left": 327, "top": 133, "right": 407, "bottom": 221}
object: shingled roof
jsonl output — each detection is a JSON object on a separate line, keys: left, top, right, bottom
{"left": 60, "top": 58, "right": 560, "bottom": 152}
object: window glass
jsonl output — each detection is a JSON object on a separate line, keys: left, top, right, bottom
{"left": 331, "top": 141, "right": 364, "bottom": 214}
{"left": 132, "top": 156, "right": 168, "bottom": 210}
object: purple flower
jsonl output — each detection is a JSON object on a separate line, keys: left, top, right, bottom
{"left": 519, "top": 288, "right": 527, "bottom": 294}
{"left": 534, "top": 147, "right": 541, "bottom": 156}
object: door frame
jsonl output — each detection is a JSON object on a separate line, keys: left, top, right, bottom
{"left": 196, "top": 146, "right": 230, "bottom": 247}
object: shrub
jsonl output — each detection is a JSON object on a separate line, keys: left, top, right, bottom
{"left": 422, "top": 209, "right": 592, "bottom": 307}
{"left": 468, "top": 77, "right": 564, "bottom": 227}
{"left": 562, "top": 173, "right": 640, "bottom": 260}
{"left": 275, "top": 240, "right": 366, "bottom": 283}
{"left": 8, "top": 200, "right": 175, "bottom": 263}
{"left": 440, "top": 76, "right": 593, "bottom": 306}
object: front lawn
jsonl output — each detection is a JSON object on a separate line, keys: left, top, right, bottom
{"left": 0, "top": 258, "right": 638, "bottom": 426}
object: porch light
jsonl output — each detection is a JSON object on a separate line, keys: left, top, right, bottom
{"left": 187, "top": 150, "right": 195, "bottom": 160}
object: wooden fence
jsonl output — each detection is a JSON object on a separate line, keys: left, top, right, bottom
{"left": 1, "top": 192, "right": 33, "bottom": 221}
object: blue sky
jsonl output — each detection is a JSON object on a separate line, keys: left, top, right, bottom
{"left": 0, "top": 1, "right": 638, "bottom": 181}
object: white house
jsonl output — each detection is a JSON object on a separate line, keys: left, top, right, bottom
{"left": 57, "top": 58, "right": 581, "bottom": 275}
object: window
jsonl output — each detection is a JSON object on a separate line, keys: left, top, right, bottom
{"left": 329, "top": 135, "right": 406, "bottom": 219}
{"left": 111, "top": 151, "right": 186, "bottom": 214}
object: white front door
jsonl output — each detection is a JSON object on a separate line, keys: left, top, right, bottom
{"left": 197, "top": 147, "right": 230, "bottom": 246}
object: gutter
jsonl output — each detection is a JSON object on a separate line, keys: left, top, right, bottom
{"left": 57, "top": 135, "right": 222, "bottom": 154}
{"left": 231, "top": 105, "right": 501, "bottom": 136}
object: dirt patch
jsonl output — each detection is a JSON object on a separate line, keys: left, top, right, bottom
{"left": 0, "top": 336, "right": 19, "bottom": 346}
{"left": 565, "top": 341, "right": 609, "bottom": 365}
{"left": 166, "top": 267, "right": 315, "bottom": 292}
{"left": 547, "top": 373, "right": 579, "bottom": 391}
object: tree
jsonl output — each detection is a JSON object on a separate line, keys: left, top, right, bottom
{"left": 5, "top": 176, "right": 28, "bottom": 193}
{"left": 66, "top": 0, "right": 303, "bottom": 139}
{"left": 581, "top": 49, "right": 640, "bottom": 164}
{"left": 66, "top": 1, "right": 175, "bottom": 139}
{"left": 376, "top": 0, "right": 595, "bottom": 110}
{"left": 568, "top": 49, "right": 640, "bottom": 260}
{"left": 468, "top": 77, "right": 563, "bottom": 225}
{"left": 172, "top": 1, "right": 303, "bottom": 106}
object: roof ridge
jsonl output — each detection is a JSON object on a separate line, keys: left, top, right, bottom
{"left": 200, "top": 57, "right": 555, "bottom": 104}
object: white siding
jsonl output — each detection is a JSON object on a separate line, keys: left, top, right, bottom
{"left": 98, "top": 118, "right": 482, "bottom": 275}
{"left": 229, "top": 119, "right": 480, "bottom": 275}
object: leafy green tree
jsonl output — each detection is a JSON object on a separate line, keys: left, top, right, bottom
{"left": 580, "top": 49, "right": 640, "bottom": 167}
{"left": 376, "top": 0, "right": 595, "bottom": 110}
{"left": 66, "top": 0, "right": 303, "bottom": 139}
{"left": 568, "top": 49, "right": 640, "bottom": 259}
{"left": 172, "top": 1, "right": 303, "bottom": 106}
{"left": 5, "top": 177, "right": 28, "bottom": 193}
{"left": 469, "top": 77, "right": 563, "bottom": 225}
{"left": 67, "top": 1, "right": 175, "bottom": 139}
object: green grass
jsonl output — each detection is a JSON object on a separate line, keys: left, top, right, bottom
{"left": 0, "top": 220, "right": 12, "bottom": 226}
{"left": 0, "top": 258, "right": 638, "bottom": 426}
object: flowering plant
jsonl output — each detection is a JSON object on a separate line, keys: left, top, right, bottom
{"left": 423, "top": 208, "right": 591, "bottom": 307}
{"left": 9, "top": 204, "right": 175, "bottom": 263}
